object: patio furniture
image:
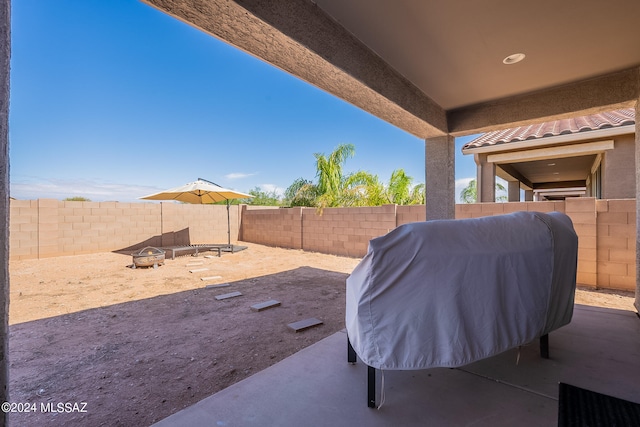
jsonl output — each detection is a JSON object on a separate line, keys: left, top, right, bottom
{"left": 140, "top": 178, "right": 253, "bottom": 247}
{"left": 131, "top": 246, "right": 166, "bottom": 269}
{"left": 162, "top": 244, "right": 248, "bottom": 260}
{"left": 345, "top": 211, "right": 578, "bottom": 408}
{"left": 162, "top": 244, "right": 223, "bottom": 260}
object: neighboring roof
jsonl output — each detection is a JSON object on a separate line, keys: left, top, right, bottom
{"left": 462, "top": 109, "right": 636, "bottom": 151}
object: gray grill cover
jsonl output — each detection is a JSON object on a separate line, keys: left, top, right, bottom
{"left": 346, "top": 211, "right": 578, "bottom": 370}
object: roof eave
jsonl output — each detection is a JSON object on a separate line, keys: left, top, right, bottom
{"left": 461, "top": 124, "right": 635, "bottom": 155}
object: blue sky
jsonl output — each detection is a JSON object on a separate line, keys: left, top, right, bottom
{"left": 9, "top": 0, "right": 480, "bottom": 203}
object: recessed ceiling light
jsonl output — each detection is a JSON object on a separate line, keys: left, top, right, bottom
{"left": 503, "top": 53, "right": 526, "bottom": 65}
{"left": 547, "top": 163, "right": 556, "bottom": 166}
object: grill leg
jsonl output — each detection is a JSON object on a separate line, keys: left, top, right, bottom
{"left": 368, "top": 365, "right": 376, "bottom": 408}
{"left": 540, "top": 334, "right": 549, "bottom": 359}
{"left": 347, "top": 336, "right": 356, "bottom": 364}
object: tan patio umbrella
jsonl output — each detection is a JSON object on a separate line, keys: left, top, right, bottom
{"left": 140, "top": 178, "right": 253, "bottom": 246}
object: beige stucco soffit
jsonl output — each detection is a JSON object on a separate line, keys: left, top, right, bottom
{"left": 487, "top": 140, "right": 614, "bottom": 164}
{"left": 447, "top": 67, "right": 640, "bottom": 136}
{"left": 141, "top": 0, "right": 447, "bottom": 139}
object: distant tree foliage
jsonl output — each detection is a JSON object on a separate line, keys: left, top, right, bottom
{"left": 459, "top": 179, "right": 507, "bottom": 203}
{"left": 283, "top": 144, "right": 425, "bottom": 208}
{"left": 215, "top": 144, "right": 426, "bottom": 208}
{"left": 284, "top": 178, "right": 317, "bottom": 207}
{"left": 246, "top": 187, "right": 282, "bottom": 206}
{"left": 64, "top": 197, "right": 91, "bottom": 202}
{"left": 382, "top": 169, "right": 425, "bottom": 205}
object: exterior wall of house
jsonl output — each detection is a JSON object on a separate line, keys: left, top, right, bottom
{"left": 1, "top": 0, "right": 9, "bottom": 417}
{"left": 472, "top": 131, "right": 636, "bottom": 202}
{"left": 602, "top": 133, "right": 636, "bottom": 199}
{"left": 8, "top": 198, "right": 637, "bottom": 292}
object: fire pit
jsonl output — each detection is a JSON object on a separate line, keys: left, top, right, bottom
{"left": 132, "top": 246, "right": 165, "bottom": 269}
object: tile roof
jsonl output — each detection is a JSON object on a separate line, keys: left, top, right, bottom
{"left": 462, "top": 108, "right": 635, "bottom": 150}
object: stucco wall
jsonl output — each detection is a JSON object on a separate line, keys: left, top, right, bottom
{"left": 602, "top": 133, "right": 636, "bottom": 199}
{"left": 0, "top": 0, "right": 9, "bottom": 417}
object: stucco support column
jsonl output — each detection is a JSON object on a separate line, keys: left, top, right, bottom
{"left": 475, "top": 154, "right": 496, "bottom": 202}
{"left": 634, "top": 100, "right": 640, "bottom": 312}
{"left": 425, "top": 135, "right": 455, "bottom": 220}
{"left": 0, "top": 0, "right": 9, "bottom": 423}
{"left": 507, "top": 181, "right": 520, "bottom": 202}
{"left": 524, "top": 190, "right": 534, "bottom": 201}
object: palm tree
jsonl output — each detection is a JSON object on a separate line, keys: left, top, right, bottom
{"left": 284, "top": 144, "right": 365, "bottom": 208}
{"left": 338, "top": 170, "right": 378, "bottom": 207}
{"left": 284, "top": 144, "right": 426, "bottom": 208}
{"left": 360, "top": 174, "right": 386, "bottom": 206}
{"left": 310, "top": 143, "right": 376, "bottom": 208}
{"left": 384, "top": 169, "right": 426, "bottom": 205}
{"left": 314, "top": 143, "right": 354, "bottom": 205}
{"left": 460, "top": 179, "right": 507, "bottom": 203}
{"left": 459, "top": 179, "right": 478, "bottom": 204}
{"left": 408, "top": 182, "right": 425, "bottom": 204}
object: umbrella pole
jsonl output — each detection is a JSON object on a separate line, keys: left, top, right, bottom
{"left": 226, "top": 199, "right": 231, "bottom": 247}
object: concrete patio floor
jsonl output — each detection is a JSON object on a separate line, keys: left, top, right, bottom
{"left": 154, "top": 304, "right": 640, "bottom": 427}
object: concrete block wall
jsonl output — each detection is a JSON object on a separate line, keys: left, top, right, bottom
{"left": 454, "top": 200, "right": 564, "bottom": 219}
{"left": 595, "top": 199, "right": 636, "bottom": 291}
{"left": 160, "top": 203, "right": 234, "bottom": 246}
{"left": 9, "top": 198, "right": 638, "bottom": 291}
{"left": 396, "top": 205, "right": 426, "bottom": 225}
{"left": 240, "top": 207, "right": 303, "bottom": 249}
{"left": 9, "top": 199, "right": 238, "bottom": 260}
{"left": 62, "top": 201, "right": 154, "bottom": 255}
{"left": 59, "top": 201, "right": 162, "bottom": 256}
{"left": 565, "top": 198, "right": 597, "bottom": 288}
{"left": 302, "top": 205, "right": 397, "bottom": 257}
{"left": 452, "top": 198, "right": 636, "bottom": 291}
{"left": 453, "top": 199, "right": 598, "bottom": 287}
{"left": 9, "top": 199, "right": 39, "bottom": 259}
{"left": 10, "top": 199, "right": 164, "bottom": 259}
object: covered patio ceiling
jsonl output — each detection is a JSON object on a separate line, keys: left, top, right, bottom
{"left": 498, "top": 155, "right": 597, "bottom": 190}
{"left": 137, "top": 0, "right": 640, "bottom": 306}
{"left": 141, "top": 0, "right": 640, "bottom": 138}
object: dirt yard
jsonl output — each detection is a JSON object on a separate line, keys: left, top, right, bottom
{"left": 7, "top": 243, "right": 636, "bottom": 426}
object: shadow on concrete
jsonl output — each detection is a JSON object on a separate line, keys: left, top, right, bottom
{"left": 153, "top": 304, "right": 640, "bottom": 427}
